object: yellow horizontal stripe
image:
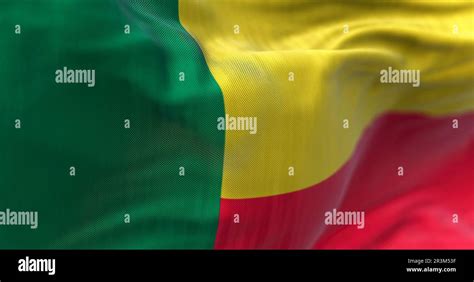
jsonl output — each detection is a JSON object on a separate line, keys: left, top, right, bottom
{"left": 180, "top": 0, "right": 474, "bottom": 199}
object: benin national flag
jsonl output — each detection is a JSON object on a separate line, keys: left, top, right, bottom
{"left": 0, "top": 0, "right": 473, "bottom": 249}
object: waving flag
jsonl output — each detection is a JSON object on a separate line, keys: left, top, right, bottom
{"left": 0, "top": 0, "right": 472, "bottom": 249}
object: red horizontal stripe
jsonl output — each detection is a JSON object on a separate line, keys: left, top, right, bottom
{"left": 215, "top": 112, "right": 474, "bottom": 249}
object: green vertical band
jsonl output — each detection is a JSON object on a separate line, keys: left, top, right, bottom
{"left": 0, "top": 0, "right": 224, "bottom": 249}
